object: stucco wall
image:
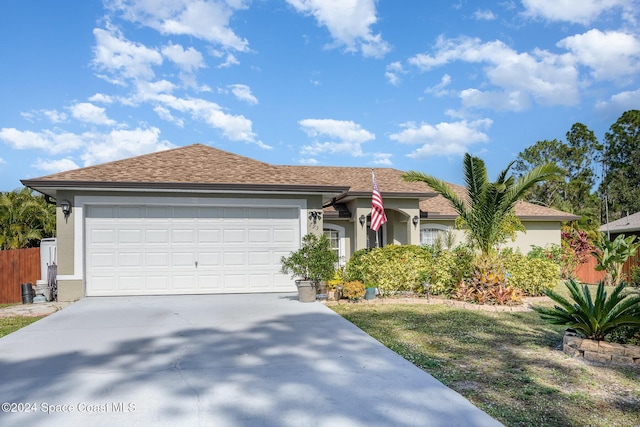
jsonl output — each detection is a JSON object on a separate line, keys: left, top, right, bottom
{"left": 421, "top": 219, "right": 562, "bottom": 254}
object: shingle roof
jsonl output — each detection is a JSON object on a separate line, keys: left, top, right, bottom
{"left": 600, "top": 212, "right": 640, "bottom": 233}
{"left": 22, "top": 143, "right": 576, "bottom": 220}
{"left": 419, "top": 182, "right": 578, "bottom": 221}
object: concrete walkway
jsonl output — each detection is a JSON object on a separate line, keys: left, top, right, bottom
{"left": 0, "top": 294, "right": 502, "bottom": 427}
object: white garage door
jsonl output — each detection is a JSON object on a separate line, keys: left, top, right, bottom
{"left": 85, "top": 205, "right": 300, "bottom": 296}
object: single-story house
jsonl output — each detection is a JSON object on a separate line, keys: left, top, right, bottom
{"left": 22, "top": 144, "right": 577, "bottom": 301}
{"left": 599, "top": 212, "right": 640, "bottom": 239}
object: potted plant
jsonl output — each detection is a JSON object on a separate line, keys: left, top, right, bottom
{"left": 280, "top": 233, "right": 337, "bottom": 302}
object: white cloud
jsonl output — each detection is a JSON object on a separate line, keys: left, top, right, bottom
{"left": 298, "top": 158, "right": 319, "bottom": 165}
{"left": 473, "top": 9, "right": 496, "bottom": 21}
{"left": 70, "top": 102, "right": 117, "bottom": 126}
{"left": 389, "top": 119, "right": 492, "bottom": 159}
{"left": 0, "top": 126, "right": 173, "bottom": 166}
{"left": 371, "top": 153, "right": 393, "bottom": 166}
{"left": 0, "top": 128, "right": 85, "bottom": 154}
{"left": 21, "top": 109, "right": 68, "bottom": 123}
{"left": 299, "top": 118, "right": 375, "bottom": 156}
{"left": 286, "top": 0, "right": 390, "bottom": 58}
{"left": 385, "top": 61, "right": 406, "bottom": 86}
{"left": 228, "top": 84, "right": 258, "bottom": 105}
{"left": 217, "top": 53, "right": 240, "bottom": 68}
{"left": 92, "top": 26, "right": 163, "bottom": 84}
{"left": 148, "top": 93, "right": 268, "bottom": 147}
{"left": 558, "top": 29, "right": 640, "bottom": 81}
{"left": 80, "top": 127, "right": 174, "bottom": 166}
{"left": 161, "top": 43, "right": 205, "bottom": 73}
{"left": 32, "top": 158, "right": 80, "bottom": 173}
{"left": 595, "top": 88, "right": 640, "bottom": 113}
{"left": 521, "top": 0, "right": 632, "bottom": 24}
{"left": 88, "top": 93, "right": 115, "bottom": 104}
{"left": 408, "top": 36, "right": 579, "bottom": 110}
{"left": 105, "top": 0, "right": 249, "bottom": 51}
{"left": 425, "top": 74, "right": 452, "bottom": 97}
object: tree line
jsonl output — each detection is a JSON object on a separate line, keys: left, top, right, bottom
{"left": 0, "top": 187, "right": 55, "bottom": 250}
{"left": 514, "top": 109, "right": 640, "bottom": 231}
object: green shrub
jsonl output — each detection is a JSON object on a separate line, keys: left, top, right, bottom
{"left": 420, "top": 246, "right": 473, "bottom": 296}
{"left": 533, "top": 279, "right": 640, "bottom": 341}
{"left": 503, "top": 251, "right": 560, "bottom": 296}
{"left": 345, "top": 245, "right": 432, "bottom": 296}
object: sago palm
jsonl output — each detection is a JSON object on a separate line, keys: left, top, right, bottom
{"left": 533, "top": 279, "right": 640, "bottom": 340}
{"left": 403, "top": 153, "right": 562, "bottom": 255}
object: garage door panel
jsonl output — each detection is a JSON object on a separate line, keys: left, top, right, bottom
{"left": 89, "top": 229, "right": 116, "bottom": 245}
{"left": 198, "top": 229, "right": 220, "bottom": 243}
{"left": 173, "top": 252, "right": 195, "bottom": 267}
{"left": 172, "top": 229, "right": 196, "bottom": 244}
{"left": 223, "top": 229, "right": 245, "bottom": 243}
{"left": 197, "top": 252, "right": 220, "bottom": 267}
{"left": 86, "top": 203, "right": 299, "bottom": 296}
{"left": 146, "top": 229, "right": 170, "bottom": 244}
{"left": 118, "top": 229, "right": 142, "bottom": 244}
{"left": 119, "top": 252, "right": 142, "bottom": 267}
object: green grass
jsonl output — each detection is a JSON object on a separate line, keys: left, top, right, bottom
{"left": 0, "top": 316, "right": 43, "bottom": 338}
{"left": 331, "top": 302, "right": 640, "bottom": 427}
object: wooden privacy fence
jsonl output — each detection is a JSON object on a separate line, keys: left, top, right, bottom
{"left": 0, "top": 248, "right": 41, "bottom": 304}
{"left": 574, "top": 253, "right": 640, "bottom": 285}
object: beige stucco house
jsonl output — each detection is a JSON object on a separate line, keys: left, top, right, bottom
{"left": 22, "top": 144, "right": 576, "bottom": 301}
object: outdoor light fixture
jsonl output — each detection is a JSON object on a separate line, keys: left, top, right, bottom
{"left": 308, "top": 210, "right": 322, "bottom": 225}
{"left": 412, "top": 215, "right": 419, "bottom": 227}
{"left": 61, "top": 199, "right": 71, "bottom": 219}
{"left": 359, "top": 214, "right": 366, "bottom": 228}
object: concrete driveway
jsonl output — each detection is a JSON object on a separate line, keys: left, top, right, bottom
{"left": 0, "top": 294, "right": 502, "bottom": 427}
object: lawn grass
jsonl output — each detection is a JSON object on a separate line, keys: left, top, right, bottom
{"left": 331, "top": 302, "right": 640, "bottom": 427}
{"left": 0, "top": 316, "right": 43, "bottom": 338}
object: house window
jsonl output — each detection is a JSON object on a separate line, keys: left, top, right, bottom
{"left": 324, "top": 229, "right": 340, "bottom": 260}
{"left": 323, "top": 223, "right": 345, "bottom": 265}
{"left": 420, "top": 224, "right": 451, "bottom": 246}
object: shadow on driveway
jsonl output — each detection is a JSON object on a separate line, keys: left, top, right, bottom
{"left": 0, "top": 294, "right": 502, "bottom": 427}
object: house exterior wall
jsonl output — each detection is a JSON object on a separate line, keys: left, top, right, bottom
{"left": 54, "top": 190, "right": 321, "bottom": 301}
{"left": 421, "top": 219, "right": 562, "bottom": 254}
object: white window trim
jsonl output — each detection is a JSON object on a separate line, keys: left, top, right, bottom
{"left": 59, "top": 195, "right": 307, "bottom": 282}
{"left": 419, "top": 223, "right": 451, "bottom": 246}
{"left": 323, "top": 223, "right": 346, "bottom": 266}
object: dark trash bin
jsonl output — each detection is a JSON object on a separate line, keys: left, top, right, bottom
{"left": 21, "top": 283, "right": 34, "bottom": 304}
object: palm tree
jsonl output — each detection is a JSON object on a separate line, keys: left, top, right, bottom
{"left": 403, "top": 153, "right": 562, "bottom": 256}
{"left": 0, "top": 188, "right": 55, "bottom": 250}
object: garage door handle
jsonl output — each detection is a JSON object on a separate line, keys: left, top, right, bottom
{"left": 195, "top": 261, "right": 198, "bottom": 268}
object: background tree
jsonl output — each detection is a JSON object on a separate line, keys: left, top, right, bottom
{"left": 0, "top": 187, "right": 55, "bottom": 250}
{"left": 600, "top": 110, "right": 640, "bottom": 221}
{"left": 514, "top": 123, "right": 602, "bottom": 232}
{"left": 403, "top": 153, "right": 562, "bottom": 256}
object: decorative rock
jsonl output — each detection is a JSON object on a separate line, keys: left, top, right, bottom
{"left": 611, "top": 355, "right": 635, "bottom": 364}
{"left": 562, "top": 331, "right": 640, "bottom": 366}
{"left": 584, "top": 351, "right": 611, "bottom": 363}
{"left": 563, "top": 344, "right": 583, "bottom": 358}
{"left": 579, "top": 339, "right": 600, "bottom": 352}
{"left": 599, "top": 341, "right": 626, "bottom": 356}
{"left": 623, "top": 344, "right": 640, "bottom": 358}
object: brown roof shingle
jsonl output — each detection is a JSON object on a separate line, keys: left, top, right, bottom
{"left": 23, "top": 144, "right": 577, "bottom": 220}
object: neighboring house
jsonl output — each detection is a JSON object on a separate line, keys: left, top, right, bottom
{"left": 599, "top": 212, "right": 640, "bottom": 239}
{"left": 22, "top": 144, "right": 576, "bottom": 301}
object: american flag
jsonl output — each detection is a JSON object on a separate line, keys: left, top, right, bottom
{"left": 371, "top": 170, "right": 387, "bottom": 232}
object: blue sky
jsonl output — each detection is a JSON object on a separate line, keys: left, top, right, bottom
{"left": 1, "top": 0, "right": 639, "bottom": 191}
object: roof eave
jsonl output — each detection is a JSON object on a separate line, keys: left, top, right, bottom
{"left": 21, "top": 179, "right": 350, "bottom": 197}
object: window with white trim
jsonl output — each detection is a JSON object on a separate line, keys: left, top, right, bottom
{"left": 323, "top": 223, "right": 346, "bottom": 265}
{"left": 420, "top": 224, "right": 451, "bottom": 246}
